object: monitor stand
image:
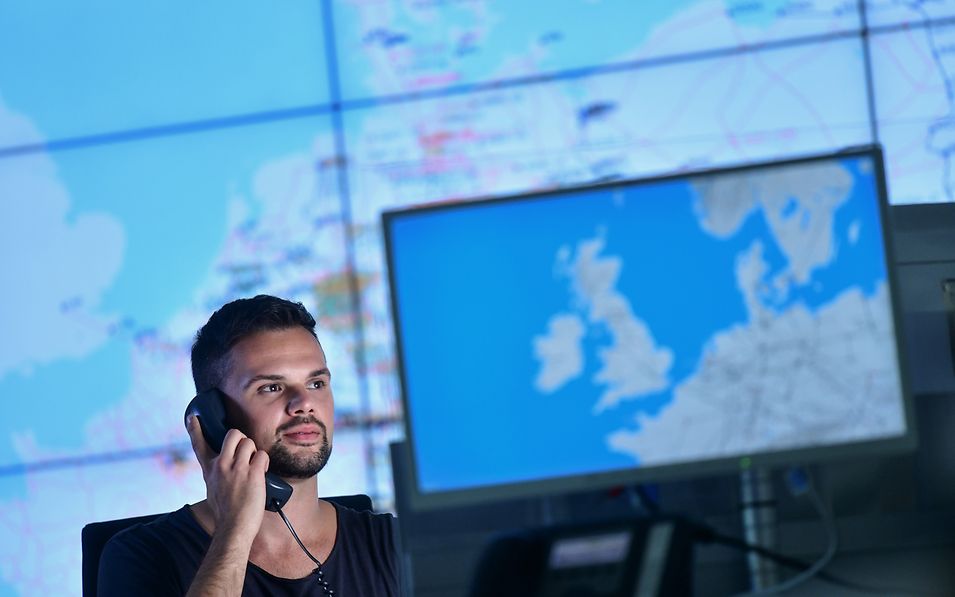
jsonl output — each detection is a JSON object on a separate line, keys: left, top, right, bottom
{"left": 739, "top": 467, "right": 779, "bottom": 589}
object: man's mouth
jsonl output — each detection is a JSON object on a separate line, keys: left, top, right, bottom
{"left": 285, "top": 433, "right": 319, "bottom": 443}
{"left": 282, "top": 424, "right": 324, "bottom": 444}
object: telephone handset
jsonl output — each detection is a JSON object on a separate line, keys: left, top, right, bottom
{"left": 184, "top": 388, "right": 293, "bottom": 512}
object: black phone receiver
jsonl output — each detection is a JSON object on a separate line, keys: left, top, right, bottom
{"left": 184, "top": 388, "right": 293, "bottom": 512}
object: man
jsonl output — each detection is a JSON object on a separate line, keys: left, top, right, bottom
{"left": 98, "top": 295, "right": 402, "bottom": 596}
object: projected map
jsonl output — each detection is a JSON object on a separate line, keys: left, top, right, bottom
{"left": 870, "top": 20, "right": 955, "bottom": 204}
{"left": 334, "top": 0, "right": 861, "bottom": 98}
{"left": 0, "top": 102, "right": 384, "bottom": 596}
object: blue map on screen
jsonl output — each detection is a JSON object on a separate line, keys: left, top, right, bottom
{"left": 389, "top": 153, "right": 907, "bottom": 492}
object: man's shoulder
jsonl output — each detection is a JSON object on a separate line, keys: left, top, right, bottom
{"left": 325, "top": 503, "right": 403, "bottom": 595}
{"left": 333, "top": 502, "right": 396, "bottom": 528}
{"left": 97, "top": 507, "right": 206, "bottom": 595}
{"left": 331, "top": 502, "right": 399, "bottom": 554}
{"left": 105, "top": 505, "right": 203, "bottom": 554}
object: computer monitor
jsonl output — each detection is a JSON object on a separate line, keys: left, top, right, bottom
{"left": 383, "top": 146, "right": 915, "bottom": 510}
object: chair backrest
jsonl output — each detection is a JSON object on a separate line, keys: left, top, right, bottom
{"left": 82, "top": 494, "right": 373, "bottom": 597}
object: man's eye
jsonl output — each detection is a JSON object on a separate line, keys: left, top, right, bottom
{"left": 261, "top": 383, "right": 282, "bottom": 393}
{"left": 310, "top": 380, "right": 326, "bottom": 389}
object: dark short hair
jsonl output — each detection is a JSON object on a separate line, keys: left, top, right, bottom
{"left": 191, "top": 295, "right": 318, "bottom": 392}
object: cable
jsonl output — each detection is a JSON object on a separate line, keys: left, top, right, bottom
{"left": 621, "top": 474, "right": 943, "bottom": 596}
{"left": 687, "top": 473, "right": 944, "bottom": 597}
{"left": 697, "top": 524, "right": 942, "bottom": 596}
{"left": 637, "top": 465, "right": 937, "bottom": 597}
{"left": 731, "top": 473, "right": 837, "bottom": 596}
{"left": 277, "top": 507, "right": 335, "bottom": 596}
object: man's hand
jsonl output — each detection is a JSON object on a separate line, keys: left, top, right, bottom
{"left": 186, "top": 415, "right": 270, "bottom": 596}
{"left": 187, "top": 415, "right": 269, "bottom": 541}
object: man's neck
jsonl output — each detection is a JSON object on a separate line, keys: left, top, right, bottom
{"left": 256, "top": 477, "right": 324, "bottom": 541}
{"left": 250, "top": 477, "right": 339, "bottom": 574}
{"left": 190, "top": 476, "right": 330, "bottom": 542}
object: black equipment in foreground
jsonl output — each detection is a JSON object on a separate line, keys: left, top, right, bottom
{"left": 468, "top": 515, "right": 693, "bottom": 597}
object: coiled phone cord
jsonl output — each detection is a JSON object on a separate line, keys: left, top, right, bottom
{"left": 277, "top": 507, "right": 335, "bottom": 596}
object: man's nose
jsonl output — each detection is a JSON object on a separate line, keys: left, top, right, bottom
{"left": 285, "top": 386, "right": 315, "bottom": 414}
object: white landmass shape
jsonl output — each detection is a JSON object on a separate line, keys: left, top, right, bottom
{"left": 608, "top": 240, "right": 905, "bottom": 466}
{"left": 532, "top": 233, "right": 673, "bottom": 413}
{"left": 692, "top": 160, "right": 854, "bottom": 285}
{"left": 0, "top": 121, "right": 364, "bottom": 595}
{"left": 0, "top": 98, "right": 125, "bottom": 378}
{"left": 533, "top": 313, "right": 586, "bottom": 393}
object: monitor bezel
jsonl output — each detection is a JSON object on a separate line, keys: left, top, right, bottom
{"left": 382, "top": 145, "right": 917, "bottom": 510}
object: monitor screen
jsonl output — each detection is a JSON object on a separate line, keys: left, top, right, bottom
{"left": 383, "top": 146, "right": 914, "bottom": 509}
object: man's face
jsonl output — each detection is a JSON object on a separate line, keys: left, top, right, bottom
{"left": 220, "top": 326, "right": 334, "bottom": 480}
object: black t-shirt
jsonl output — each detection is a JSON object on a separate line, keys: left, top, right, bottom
{"left": 98, "top": 503, "right": 401, "bottom": 596}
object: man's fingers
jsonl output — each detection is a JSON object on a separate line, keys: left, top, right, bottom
{"left": 250, "top": 449, "right": 270, "bottom": 473}
{"left": 233, "top": 437, "right": 257, "bottom": 467}
{"left": 220, "top": 428, "right": 249, "bottom": 459}
{"left": 186, "top": 415, "right": 213, "bottom": 471}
